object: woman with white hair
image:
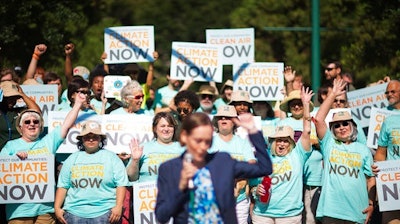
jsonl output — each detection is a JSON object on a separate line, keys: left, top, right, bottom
{"left": 314, "top": 79, "right": 375, "bottom": 223}
{"left": 250, "top": 86, "right": 313, "bottom": 224}
{"left": 110, "top": 80, "right": 151, "bottom": 115}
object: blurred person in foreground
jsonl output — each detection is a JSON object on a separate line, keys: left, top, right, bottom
{"left": 155, "top": 112, "right": 272, "bottom": 223}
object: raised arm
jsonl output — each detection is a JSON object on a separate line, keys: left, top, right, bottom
{"left": 314, "top": 79, "right": 347, "bottom": 139}
{"left": 64, "top": 43, "right": 75, "bottom": 84}
{"left": 25, "top": 44, "right": 47, "bottom": 81}
{"left": 16, "top": 83, "right": 41, "bottom": 112}
{"left": 283, "top": 65, "right": 295, "bottom": 95}
{"left": 145, "top": 51, "right": 159, "bottom": 88}
{"left": 300, "top": 86, "right": 314, "bottom": 151}
{"left": 126, "top": 138, "right": 143, "bottom": 181}
{"left": 60, "top": 93, "right": 86, "bottom": 138}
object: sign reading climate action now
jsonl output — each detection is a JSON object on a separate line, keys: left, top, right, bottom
{"left": 375, "top": 160, "right": 400, "bottom": 211}
{"left": 206, "top": 28, "right": 254, "bottom": 65}
{"left": 133, "top": 181, "right": 172, "bottom": 224}
{"left": 233, "top": 62, "right": 284, "bottom": 101}
{"left": 0, "top": 155, "right": 55, "bottom": 204}
{"left": 104, "top": 26, "right": 155, "bottom": 64}
{"left": 170, "top": 42, "right": 222, "bottom": 83}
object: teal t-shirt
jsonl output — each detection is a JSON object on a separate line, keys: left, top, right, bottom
{"left": 316, "top": 131, "right": 374, "bottom": 223}
{"left": 278, "top": 117, "right": 321, "bottom": 186}
{"left": 136, "top": 140, "right": 184, "bottom": 182}
{"left": 57, "top": 149, "right": 129, "bottom": 218}
{"left": 209, "top": 134, "right": 255, "bottom": 203}
{"left": 213, "top": 97, "right": 228, "bottom": 109}
{"left": 154, "top": 85, "right": 178, "bottom": 109}
{"left": 378, "top": 114, "right": 400, "bottom": 160}
{"left": 251, "top": 143, "right": 310, "bottom": 217}
{"left": 0, "top": 126, "right": 64, "bottom": 220}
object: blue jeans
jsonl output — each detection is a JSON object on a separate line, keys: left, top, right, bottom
{"left": 64, "top": 211, "right": 121, "bottom": 224}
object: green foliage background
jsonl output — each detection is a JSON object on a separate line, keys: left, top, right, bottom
{"left": 1, "top": 0, "right": 399, "bottom": 88}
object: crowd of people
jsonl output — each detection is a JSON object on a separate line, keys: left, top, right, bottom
{"left": 0, "top": 43, "right": 399, "bottom": 224}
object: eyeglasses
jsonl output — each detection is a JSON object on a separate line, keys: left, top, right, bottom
{"left": 201, "top": 94, "right": 214, "bottom": 100}
{"left": 289, "top": 101, "right": 303, "bottom": 108}
{"left": 333, "top": 121, "right": 350, "bottom": 129}
{"left": 325, "top": 67, "right": 335, "bottom": 71}
{"left": 75, "top": 90, "right": 91, "bottom": 95}
{"left": 385, "top": 90, "right": 400, "bottom": 95}
{"left": 24, "top": 119, "right": 40, "bottom": 125}
{"left": 177, "top": 108, "right": 190, "bottom": 114}
{"left": 334, "top": 99, "right": 346, "bottom": 104}
{"left": 126, "top": 94, "right": 144, "bottom": 100}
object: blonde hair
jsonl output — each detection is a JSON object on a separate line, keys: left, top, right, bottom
{"left": 270, "top": 137, "right": 295, "bottom": 156}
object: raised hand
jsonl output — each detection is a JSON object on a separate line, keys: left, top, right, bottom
{"left": 129, "top": 138, "right": 143, "bottom": 161}
{"left": 301, "top": 86, "right": 314, "bottom": 104}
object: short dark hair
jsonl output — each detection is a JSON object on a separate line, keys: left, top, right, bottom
{"left": 174, "top": 90, "right": 200, "bottom": 110}
{"left": 67, "top": 78, "right": 89, "bottom": 103}
{"left": 43, "top": 72, "right": 62, "bottom": 84}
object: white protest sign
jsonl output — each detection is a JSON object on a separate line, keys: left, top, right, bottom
{"left": 170, "top": 42, "right": 222, "bottom": 82}
{"left": 347, "top": 83, "right": 388, "bottom": 128}
{"left": 367, "top": 108, "right": 399, "bottom": 149}
{"left": 104, "top": 75, "right": 132, "bottom": 99}
{"left": 48, "top": 111, "right": 100, "bottom": 153}
{"left": 375, "top": 160, "right": 400, "bottom": 211}
{"left": 206, "top": 28, "right": 254, "bottom": 65}
{"left": 232, "top": 62, "right": 284, "bottom": 101}
{"left": 102, "top": 114, "right": 153, "bottom": 154}
{"left": 133, "top": 181, "right": 172, "bottom": 224}
{"left": 20, "top": 84, "right": 58, "bottom": 127}
{"left": 0, "top": 155, "right": 55, "bottom": 204}
{"left": 104, "top": 26, "right": 155, "bottom": 64}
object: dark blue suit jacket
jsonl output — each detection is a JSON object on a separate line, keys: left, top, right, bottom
{"left": 155, "top": 131, "right": 272, "bottom": 224}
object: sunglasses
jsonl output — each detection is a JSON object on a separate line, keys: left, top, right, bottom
{"left": 126, "top": 94, "right": 144, "bottom": 100}
{"left": 177, "top": 108, "right": 190, "bottom": 114}
{"left": 218, "top": 116, "right": 232, "bottom": 120}
{"left": 201, "top": 94, "right": 214, "bottom": 100}
{"left": 24, "top": 119, "right": 40, "bottom": 125}
{"left": 325, "top": 67, "right": 335, "bottom": 71}
{"left": 385, "top": 90, "right": 399, "bottom": 95}
{"left": 75, "top": 90, "right": 91, "bottom": 95}
{"left": 334, "top": 99, "right": 346, "bottom": 104}
{"left": 82, "top": 134, "right": 101, "bottom": 141}
{"left": 333, "top": 121, "right": 350, "bottom": 129}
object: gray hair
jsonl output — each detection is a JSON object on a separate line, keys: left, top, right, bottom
{"left": 120, "top": 80, "right": 142, "bottom": 99}
{"left": 19, "top": 111, "right": 42, "bottom": 127}
{"left": 330, "top": 121, "right": 358, "bottom": 142}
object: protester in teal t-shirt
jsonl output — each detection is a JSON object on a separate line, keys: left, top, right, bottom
{"left": 314, "top": 79, "right": 375, "bottom": 224}
{"left": 0, "top": 94, "right": 87, "bottom": 223}
{"left": 209, "top": 105, "right": 257, "bottom": 224}
{"left": 54, "top": 121, "right": 129, "bottom": 224}
{"left": 127, "top": 112, "right": 183, "bottom": 182}
{"left": 251, "top": 86, "right": 313, "bottom": 224}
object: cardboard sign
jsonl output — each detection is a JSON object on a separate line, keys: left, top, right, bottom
{"left": 206, "top": 28, "right": 254, "bottom": 65}
{"left": 170, "top": 42, "right": 222, "bottom": 83}
{"left": 104, "top": 75, "right": 132, "bottom": 99}
{"left": 367, "top": 108, "right": 400, "bottom": 149}
{"left": 0, "top": 155, "right": 55, "bottom": 204}
{"left": 233, "top": 62, "right": 284, "bottom": 101}
{"left": 375, "top": 160, "right": 400, "bottom": 211}
{"left": 133, "top": 181, "right": 172, "bottom": 224}
{"left": 104, "top": 26, "right": 155, "bottom": 64}
{"left": 347, "top": 83, "right": 389, "bottom": 128}
{"left": 20, "top": 84, "right": 58, "bottom": 127}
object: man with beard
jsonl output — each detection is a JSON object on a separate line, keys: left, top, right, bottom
{"left": 196, "top": 84, "right": 217, "bottom": 115}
